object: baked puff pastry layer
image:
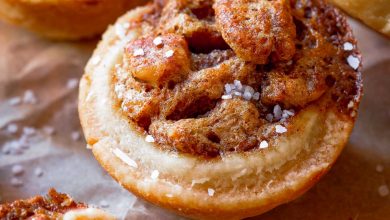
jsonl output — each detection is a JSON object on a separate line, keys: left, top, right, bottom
{"left": 0, "top": 0, "right": 147, "bottom": 40}
{"left": 79, "top": 0, "right": 362, "bottom": 219}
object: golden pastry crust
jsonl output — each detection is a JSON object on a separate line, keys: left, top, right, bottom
{"left": 329, "top": 0, "right": 390, "bottom": 37}
{"left": 0, "top": 0, "right": 148, "bottom": 40}
{"left": 79, "top": 1, "right": 362, "bottom": 219}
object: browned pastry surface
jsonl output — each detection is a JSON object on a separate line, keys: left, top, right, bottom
{"left": 113, "top": 0, "right": 361, "bottom": 157}
{"left": 0, "top": 189, "right": 85, "bottom": 219}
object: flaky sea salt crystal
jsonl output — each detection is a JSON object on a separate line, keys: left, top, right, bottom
{"left": 348, "top": 101, "right": 354, "bottom": 109}
{"left": 153, "top": 37, "right": 163, "bottom": 46}
{"left": 208, "top": 188, "right": 215, "bottom": 197}
{"left": 282, "top": 109, "right": 295, "bottom": 119}
{"left": 2, "top": 140, "right": 23, "bottom": 155}
{"left": 343, "top": 42, "right": 354, "bottom": 51}
{"left": 275, "top": 125, "right": 287, "bottom": 133}
{"left": 243, "top": 91, "right": 252, "bottom": 100}
{"left": 224, "top": 84, "right": 233, "bottom": 94}
{"left": 145, "top": 135, "right": 155, "bottom": 143}
{"left": 6, "top": 124, "right": 18, "bottom": 134}
{"left": 99, "top": 200, "right": 109, "bottom": 208}
{"left": 286, "top": 109, "right": 295, "bottom": 116}
{"left": 112, "top": 148, "right": 138, "bottom": 168}
{"left": 164, "top": 50, "right": 174, "bottom": 58}
{"left": 266, "top": 113, "right": 273, "bottom": 122}
{"left": 18, "top": 135, "right": 30, "bottom": 149}
{"left": 66, "top": 78, "right": 79, "bottom": 89}
{"left": 11, "top": 178, "right": 23, "bottom": 187}
{"left": 34, "top": 167, "right": 44, "bottom": 177}
{"left": 23, "top": 90, "right": 38, "bottom": 104}
{"left": 244, "top": 85, "right": 255, "bottom": 95}
{"left": 273, "top": 105, "right": 282, "bottom": 120}
{"left": 151, "top": 170, "right": 159, "bottom": 180}
{"left": 234, "top": 80, "right": 243, "bottom": 91}
{"left": 91, "top": 56, "right": 101, "bottom": 65}
{"left": 71, "top": 131, "right": 81, "bottom": 141}
{"left": 221, "top": 94, "right": 232, "bottom": 100}
{"left": 8, "top": 97, "right": 22, "bottom": 106}
{"left": 259, "top": 141, "right": 269, "bottom": 149}
{"left": 223, "top": 81, "right": 259, "bottom": 101}
{"left": 11, "top": 165, "right": 24, "bottom": 176}
{"left": 133, "top": 48, "right": 145, "bottom": 57}
{"left": 347, "top": 55, "right": 360, "bottom": 70}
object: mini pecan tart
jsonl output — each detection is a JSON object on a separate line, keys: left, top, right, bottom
{"left": 79, "top": 0, "right": 362, "bottom": 218}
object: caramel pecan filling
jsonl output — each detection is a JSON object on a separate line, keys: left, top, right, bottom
{"left": 113, "top": 0, "right": 361, "bottom": 157}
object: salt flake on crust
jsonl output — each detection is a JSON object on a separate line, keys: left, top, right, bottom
{"left": 112, "top": 148, "right": 138, "bottom": 168}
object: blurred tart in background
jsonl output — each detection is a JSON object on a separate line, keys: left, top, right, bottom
{"left": 0, "top": 0, "right": 148, "bottom": 40}
{"left": 330, "top": 0, "right": 390, "bottom": 37}
{"left": 0, "top": 189, "right": 115, "bottom": 220}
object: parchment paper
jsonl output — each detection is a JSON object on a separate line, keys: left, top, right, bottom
{"left": 0, "top": 18, "right": 389, "bottom": 220}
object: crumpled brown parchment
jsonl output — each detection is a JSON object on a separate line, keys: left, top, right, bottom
{"left": 0, "top": 18, "right": 389, "bottom": 220}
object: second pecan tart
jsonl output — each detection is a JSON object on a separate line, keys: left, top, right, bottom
{"left": 0, "top": 189, "right": 115, "bottom": 220}
{"left": 79, "top": 0, "right": 362, "bottom": 218}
